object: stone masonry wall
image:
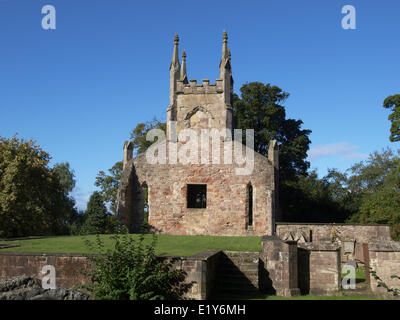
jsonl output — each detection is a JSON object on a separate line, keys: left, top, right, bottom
{"left": 0, "top": 252, "right": 91, "bottom": 289}
{"left": 119, "top": 139, "right": 276, "bottom": 236}
{"left": 368, "top": 241, "right": 400, "bottom": 296}
{"left": 276, "top": 223, "right": 391, "bottom": 243}
{"left": 298, "top": 242, "right": 341, "bottom": 296}
{"left": 0, "top": 251, "right": 221, "bottom": 300}
{"left": 260, "top": 236, "right": 300, "bottom": 297}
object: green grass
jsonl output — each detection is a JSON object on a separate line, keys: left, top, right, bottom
{"left": 212, "top": 293, "right": 380, "bottom": 300}
{"left": 0, "top": 234, "right": 262, "bottom": 256}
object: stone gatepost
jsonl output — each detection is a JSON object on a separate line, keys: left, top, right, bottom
{"left": 298, "top": 242, "right": 341, "bottom": 296}
{"left": 368, "top": 240, "right": 400, "bottom": 296}
{"left": 260, "top": 236, "right": 300, "bottom": 297}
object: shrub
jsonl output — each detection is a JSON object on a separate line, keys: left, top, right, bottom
{"left": 81, "top": 229, "right": 189, "bottom": 300}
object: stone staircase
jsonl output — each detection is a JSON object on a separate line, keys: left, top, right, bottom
{"left": 212, "top": 251, "right": 260, "bottom": 298}
{"left": 341, "top": 281, "right": 375, "bottom": 297}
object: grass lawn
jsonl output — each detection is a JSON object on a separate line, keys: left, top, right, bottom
{"left": 0, "top": 234, "right": 262, "bottom": 256}
{"left": 213, "top": 293, "right": 380, "bottom": 300}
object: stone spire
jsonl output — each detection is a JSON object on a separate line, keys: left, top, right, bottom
{"left": 219, "top": 30, "right": 233, "bottom": 133}
{"left": 170, "top": 34, "right": 180, "bottom": 71}
{"left": 169, "top": 34, "right": 181, "bottom": 106}
{"left": 222, "top": 30, "right": 229, "bottom": 60}
{"left": 219, "top": 30, "right": 231, "bottom": 78}
{"left": 180, "top": 50, "right": 188, "bottom": 84}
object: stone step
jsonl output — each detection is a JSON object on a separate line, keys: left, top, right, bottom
{"left": 217, "top": 278, "right": 258, "bottom": 288}
{"left": 220, "top": 256, "right": 260, "bottom": 264}
{"left": 218, "top": 264, "right": 259, "bottom": 273}
{"left": 214, "top": 283, "right": 259, "bottom": 293}
{"left": 217, "top": 272, "right": 258, "bottom": 280}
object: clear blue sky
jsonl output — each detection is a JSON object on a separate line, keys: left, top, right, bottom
{"left": 1, "top": 0, "right": 399, "bottom": 210}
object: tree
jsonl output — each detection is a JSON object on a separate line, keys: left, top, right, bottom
{"left": 233, "top": 82, "right": 311, "bottom": 183}
{"left": 383, "top": 94, "right": 400, "bottom": 142}
{"left": 279, "top": 169, "right": 353, "bottom": 223}
{"left": 52, "top": 162, "right": 81, "bottom": 232}
{"left": 95, "top": 161, "right": 123, "bottom": 213}
{"left": 84, "top": 191, "right": 109, "bottom": 234}
{"left": 0, "top": 135, "right": 74, "bottom": 237}
{"left": 53, "top": 162, "right": 76, "bottom": 194}
{"left": 95, "top": 118, "right": 165, "bottom": 214}
{"left": 233, "top": 82, "right": 312, "bottom": 222}
{"left": 129, "top": 117, "right": 166, "bottom": 156}
{"left": 346, "top": 148, "right": 400, "bottom": 240}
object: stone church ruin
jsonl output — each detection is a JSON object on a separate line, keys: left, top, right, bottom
{"left": 117, "top": 32, "right": 279, "bottom": 236}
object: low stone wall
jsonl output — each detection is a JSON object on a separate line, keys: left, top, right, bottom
{"left": 276, "top": 222, "right": 391, "bottom": 243}
{"left": 298, "top": 242, "right": 341, "bottom": 296}
{"left": 369, "top": 241, "right": 400, "bottom": 296}
{"left": 0, "top": 250, "right": 221, "bottom": 300}
{"left": 0, "top": 252, "right": 91, "bottom": 289}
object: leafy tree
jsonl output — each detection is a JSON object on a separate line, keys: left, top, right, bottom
{"left": 52, "top": 162, "right": 82, "bottom": 232}
{"left": 95, "top": 161, "right": 123, "bottom": 213}
{"left": 82, "top": 232, "right": 188, "bottom": 300}
{"left": 233, "top": 82, "right": 312, "bottom": 183}
{"left": 0, "top": 135, "right": 74, "bottom": 237}
{"left": 53, "top": 162, "right": 76, "bottom": 194}
{"left": 84, "top": 191, "right": 109, "bottom": 234}
{"left": 95, "top": 119, "right": 165, "bottom": 214}
{"left": 129, "top": 117, "right": 166, "bottom": 156}
{"left": 346, "top": 148, "right": 400, "bottom": 240}
{"left": 383, "top": 94, "right": 400, "bottom": 142}
{"left": 280, "top": 169, "right": 353, "bottom": 223}
{"left": 233, "top": 82, "right": 312, "bottom": 222}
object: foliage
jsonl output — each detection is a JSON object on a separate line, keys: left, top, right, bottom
{"left": 233, "top": 82, "right": 311, "bottom": 183}
{"left": 0, "top": 135, "right": 75, "bottom": 238}
{"left": 53, "top": 162, "right": 76, "bottom": 194}
{"left": 95, "top": 119, "right": 165, "bottom": 214}
{"left": 345, "top": 149, "right": 400, "bottom": 240}
{"left": 81, "top": 231, "right": 188, "bottom": 300}
{"left": 129, "top": 117, "right": 166, "bottom": 156}
{"left": 95, "top": 161, "right": 123, "bottom": 213}
{"left": 83, "top": 191, "right": 110, "bottom": 234}
{"left": 279, "top": 169, "right": 353, "bottom": 223}
{"left": 383, "top": 94, "right": 400, "bottom": 142}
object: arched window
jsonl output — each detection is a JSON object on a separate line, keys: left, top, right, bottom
{"left": 248, "top": 183, "right": 253, "bottom": 227}
{"left": 142, "top": 182, "right": 149, "bottom": 223}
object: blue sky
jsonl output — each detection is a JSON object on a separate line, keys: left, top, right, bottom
{"left": 0, "top": 0, "right": 399, "bottom": 210}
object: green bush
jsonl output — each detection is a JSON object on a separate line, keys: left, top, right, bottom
{"left": 81, "top": 230, "right": 189, "bottom": 300}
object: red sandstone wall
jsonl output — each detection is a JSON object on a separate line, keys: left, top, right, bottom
{"left": 0, "top": 252, "right": 91, "bottom": 289}
{"left": 123, "top": 142, "right": 275, "bottom": 236}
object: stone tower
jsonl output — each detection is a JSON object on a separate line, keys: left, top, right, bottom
{"left": 166, "top": 32, "right": 234, "bottom": 141}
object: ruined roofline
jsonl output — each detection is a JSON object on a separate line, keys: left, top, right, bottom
{"left": 176, "top": 78, "right": 224, "bottom": 94}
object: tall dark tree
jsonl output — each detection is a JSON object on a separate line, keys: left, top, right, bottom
{"left": 233, "top": 82, "right": 313, "bottom": 222}
{"left": 383, "top": 94, "right": 400, "bottom": 142}
{"left": 233, "top": 82, "right": 311, "bottom": 183}
{"left": 84, "top": 191, "right": 109, "bottom": 234}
